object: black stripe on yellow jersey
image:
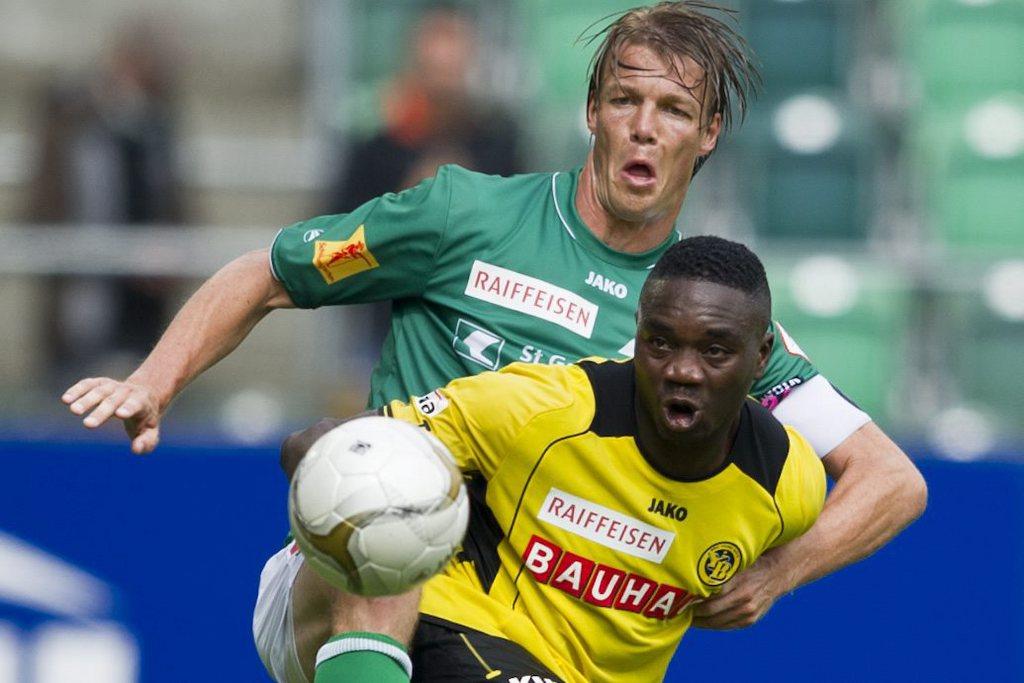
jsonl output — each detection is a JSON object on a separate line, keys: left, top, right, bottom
{"left": 387, "top": 358, "right": 825, "bottom": 683}
{"left": 578, "top": 357, "right": 792, "bottom": 493}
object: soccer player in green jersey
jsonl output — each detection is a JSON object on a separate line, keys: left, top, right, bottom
{"left": 61, "top": 2, "right": 926, "bottom": 681}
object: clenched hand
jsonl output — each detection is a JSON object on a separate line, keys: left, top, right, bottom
{"left": 692, "top": 554, "right": 789, "bottom": 630}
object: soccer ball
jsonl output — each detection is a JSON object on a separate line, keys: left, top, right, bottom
{"left": 288, "top": 416, "right": 469, "bottom": 596}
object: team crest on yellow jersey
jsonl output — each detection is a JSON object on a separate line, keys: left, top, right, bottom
{"left": 312, "top": 225, "right": 379, "bottom": 284}
{"left": 698, "top": 542, "right": 742, "bottom": 586}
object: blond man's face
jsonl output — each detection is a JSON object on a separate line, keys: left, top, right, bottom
{"left": 587, "top": 43, "right": 722, "bottom": 224}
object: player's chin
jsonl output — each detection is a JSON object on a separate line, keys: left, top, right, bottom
{"left": 656, "top": 408, "right": 705, "bottom": 439}
{"left": 609, "top": 195, "right": 660, "bottom": 223}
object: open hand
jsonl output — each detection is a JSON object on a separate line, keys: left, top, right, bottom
{"left": 62, "top": 378, "right": 163, "bottom": 454}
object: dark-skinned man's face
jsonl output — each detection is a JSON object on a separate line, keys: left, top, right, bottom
{"left": 634, "top": 278, "right": 771, "bottom": 445}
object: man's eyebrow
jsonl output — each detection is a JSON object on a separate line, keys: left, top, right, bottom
{"left": 703, "top": 327, "right": 743, "bottom": 341}
{"left": 612, "top": 64, "right": 702, "bottom": 103}
{"left": 639, "top": 317, "right": 674, "bottom": 333}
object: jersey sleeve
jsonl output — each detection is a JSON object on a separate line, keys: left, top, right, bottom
{"left": 384, "top": 363, "right": 577, "bottom": 479}
{"left": 757, "top": 321, "right": 872, "bottom": 458}
{"left": 769, "top": 426, "right": 826, "bottom": 549}
{"left": 752, "top": 321, "right": 819, "bottom": 404}
{"left": 269, "top": 165, "right": 454, "bottom": 308}
{"left": 770, "top": 375, "right": 871, "bottom": 458}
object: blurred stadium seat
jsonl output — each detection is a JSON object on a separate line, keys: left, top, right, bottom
{"left": 767, "top": 255, "right": 911, "bottom": 420}
{"left": 894, "top": 0, "right": 1024, "bottom": 103}
{"left": 740, "top": 92, "right": 872, "bottom": 240}
{"left": 909, "top": 95, "right": 1024, "bottom": 250}
{"left": 895, "top": 0, "right": 1024, "bottom": 252}
{"left": 940, "top": 264, "right": 1024, "bottom": 435}
{"left": 742, "top": 0, "right": 850, "bottom": 93}
{"left": 734, "top": 1, "right": 872, "bottom": 241}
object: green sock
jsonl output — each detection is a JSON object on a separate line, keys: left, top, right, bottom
{"left": 314, "top": 632, "right": 411, "bottom": 683}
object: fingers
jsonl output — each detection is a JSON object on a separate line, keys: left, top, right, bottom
{"left": 692, "top": 602, "right": 747, "bottom": 630}
{"left": 130, "top": 428, "right": 160, "bottom": 455}
{"left": 63, "top": 377, "right": 163, "bottom": 455}
{"left": 64, "top": 380, "right": 127, "bottom": 427}
{"left": 691, "top": 587, "right": 772, "bottom": 630}
{"left": 693, "top": 592, "right": 738, "bottom": 620}
{"left": 81, "top": 384, "right": 134, "bottom": 428}
{"left": 62, "top": 377, "right": 105, "bottom": 406}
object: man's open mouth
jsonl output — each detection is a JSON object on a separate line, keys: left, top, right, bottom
{"left": 622, "top": 160, "right": 657, "bottom": 186}
{"left": 663, "top": 398, "right": 699, "bottom": 430}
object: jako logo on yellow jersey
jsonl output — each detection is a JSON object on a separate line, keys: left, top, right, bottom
{"left": 313, "top": 225, "right": 379, "bottom": 284}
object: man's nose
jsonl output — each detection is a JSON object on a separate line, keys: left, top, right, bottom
{"left": 630, "top": 102, "right": 657, "bottom": 145}
{"left": 665, "top": 350, "right": 703, "bottom": 385}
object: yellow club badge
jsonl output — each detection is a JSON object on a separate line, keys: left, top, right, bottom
{"left": 312, "top": 225, "right": 379, "bottom": 285}
{"left": 697, "top": 541, "right": 742, "bottom": 586}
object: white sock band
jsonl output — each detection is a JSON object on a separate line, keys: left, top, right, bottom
{"left": 315, "top": 636, "right": 413, "bottom": 679}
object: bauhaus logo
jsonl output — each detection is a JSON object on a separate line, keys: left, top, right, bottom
{"left": 522, "top": 535, "right": 698, "bottom": 620}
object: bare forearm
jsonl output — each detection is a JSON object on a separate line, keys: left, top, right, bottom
{"left": 767, "top": 423, "right": 927, "bottom": 592}
{"left": 129, "top": 249, "right": 293, "bottom": 410}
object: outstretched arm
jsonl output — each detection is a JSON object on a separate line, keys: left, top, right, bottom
{"left": 692, "top": 421, "right": 927, "bottom": 629}
{"left": 62, "top": 248, "right": 295, "bottom": 454}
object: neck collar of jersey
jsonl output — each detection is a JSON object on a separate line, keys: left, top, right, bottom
{"left": 579, "top": 359, "right": 776, "bottom": 487}
{"left": 553, "top": 167, "right": 680, "bottom": 270}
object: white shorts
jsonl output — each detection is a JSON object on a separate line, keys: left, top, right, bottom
{"left": 253, "top": 542, "right": 308, "bottom": 683}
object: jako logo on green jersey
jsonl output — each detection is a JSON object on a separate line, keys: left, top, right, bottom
{"left": 465, "top": 261, "right": 599, "bottom": 338}
{"left": 584, "top": 271, "right": 628, "bottom": 299}
{"left": 453, "top": 318, "right": 505, "bottom": 370}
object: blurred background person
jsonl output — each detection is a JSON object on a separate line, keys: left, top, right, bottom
{"left": 323, "top": 4, "right": 524, "bottom": 377}
{"left": 325, "top": 3, "right": 522, "bottom": 212}
{"left": 23, "top": 18, "right": 186, "bottom": 389}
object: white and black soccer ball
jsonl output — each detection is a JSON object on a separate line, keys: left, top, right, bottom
{"left": 288, "top": 416, "right": 469, "bottom": 596}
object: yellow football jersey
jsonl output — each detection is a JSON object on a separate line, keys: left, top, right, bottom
{"left": 386, "top": 358, "right": 825, "bottom": 682}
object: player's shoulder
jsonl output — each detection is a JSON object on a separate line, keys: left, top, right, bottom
{"left": 730, "top": 399, "right": 802, "bottom": 497}
{"left": 440, "top": 360, "right": 595, "bottom": 433}
{"left": 442, "top": 163, "right": 554, "bottom": 185}
{"left": 489, "top": 359, "right": 594, "bottom": 400}
{"left": 492, "top": 358, "right": 611, "bottom": 407}
{"left": 442, "top": 164, "right": 558, "bottom": 202}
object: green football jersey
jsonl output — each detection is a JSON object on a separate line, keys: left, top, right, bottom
{"left": 271, "top": 164, "right": 817, "bottom": 408}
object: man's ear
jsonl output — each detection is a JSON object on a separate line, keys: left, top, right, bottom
{"left": 700, "top": 111, "right": 723, "bottom": 157}
{"left": 586, "top": 91, "right": 599, "bottom": 136}
{"left": 754, "top": 328, "right": 773, "bottom": 380}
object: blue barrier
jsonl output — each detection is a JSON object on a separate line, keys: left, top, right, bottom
{"left": 1, "top": 440, "right": 1020, "bottom": 682}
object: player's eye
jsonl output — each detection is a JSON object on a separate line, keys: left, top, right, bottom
{"left": 703, "top": 345, "right": 731, "bottom": 359}
{"left": 649, "top": 336, "right": 671, "bottom": 351}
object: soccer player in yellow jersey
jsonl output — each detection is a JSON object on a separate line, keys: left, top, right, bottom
{"left": 269, "top": 236, "right": 826, "bottom": 682}
{"left": 62, "top": 1, "right": 925, "bottom": 680}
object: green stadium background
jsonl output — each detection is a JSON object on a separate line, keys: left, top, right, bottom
{"left": 0, "top": 1, "right": 1020, "bottom": 681}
